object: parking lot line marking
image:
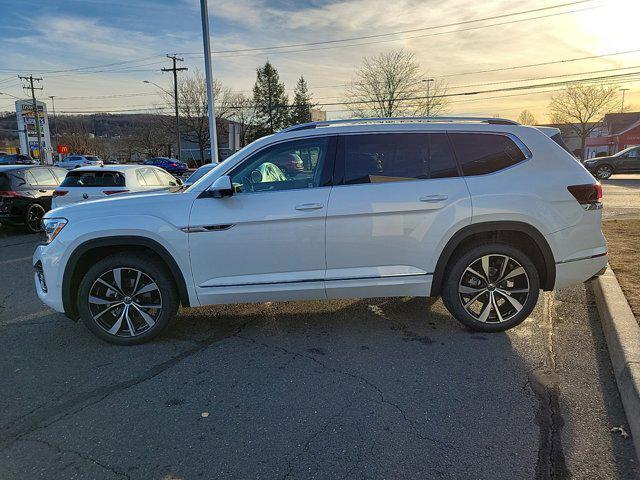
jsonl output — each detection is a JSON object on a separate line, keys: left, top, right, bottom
{"left": 2, "top": 308, "right": 56, "bottom": 325}
{"left": 0, "top": 256, "right": 32, "bottom": 265}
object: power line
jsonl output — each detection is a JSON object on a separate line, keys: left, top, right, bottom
{"left": 176, "top": 5, "right": 599, "bottom": 60}
{"left": 178, "top": 0, "right": 596, "bottom": 56}
{"left": 0, "top": 55, "right": 163, "bottom": 75}
{"left": 53, "top": 70, "right": 640, "bottom": 114}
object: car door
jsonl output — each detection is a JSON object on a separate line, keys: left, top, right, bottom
{"left": 325, "top": 132, "right": 472, "bottom": 299}
{"left": 619, "top": 147, "right": 640, "bottom": 172}
{"left": 26, "top": 168, "right": 59, "bottom": 208}
{"left": 189, "top": 135, "right": 336, "bottom": 305}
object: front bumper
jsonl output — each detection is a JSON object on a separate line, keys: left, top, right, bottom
{"left": 32, "top": 244, "right": 65, "bottom": 313}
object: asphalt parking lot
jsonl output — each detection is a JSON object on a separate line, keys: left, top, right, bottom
{"left": 0, "top": 176, "right": 639, "bottom": 479}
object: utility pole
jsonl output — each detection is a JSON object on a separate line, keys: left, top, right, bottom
{"left": 19, "top": 75, "right": 43, "bottom": 162}
{"left": 49, "top": 95, "right": 59, "bottom": 162}
{"left": 423, "top": 78, "right": 434, "bottom": 117}
{"left": 162, "top": 55, "right": 188, "bottom": 160}
{"left": 620, "top": 88, "right": 630, "bottom": 113}
{"left": 200, "top": 0, "right": 219, "bottom": 163}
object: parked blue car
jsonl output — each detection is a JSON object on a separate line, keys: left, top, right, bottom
{"left": 143, "top": 157, "right": 188, "bottom": 175}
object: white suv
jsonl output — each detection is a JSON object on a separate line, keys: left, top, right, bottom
{"left": 34, "top": 117, "right": 607, "bottom": 345}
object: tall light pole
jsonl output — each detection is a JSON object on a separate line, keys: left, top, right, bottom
{"left": 200, "top": 0, "right": 219, "bottom": 163}
{"left": 423, "top": 78, "right": 435, "bottom": 117}
{"left": 49, "top": 95, "right": 58, "bottom": 138}
{"left": 620, "top": 88, "right": 630, "bottom": 113}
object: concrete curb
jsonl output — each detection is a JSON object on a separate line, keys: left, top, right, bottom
{"left": 593, "top": 267, "right": 640, "bottom": 461}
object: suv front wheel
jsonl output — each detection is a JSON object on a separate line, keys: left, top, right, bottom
{"left": 441, "top": 243, "right": 540, "bottom": 332}
{"left": 77, "top": 253, "right": 179, "bottom": 345}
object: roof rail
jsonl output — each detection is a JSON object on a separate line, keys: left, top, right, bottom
{"left": 280, "top": 116, "right": 519, "bottom": 133}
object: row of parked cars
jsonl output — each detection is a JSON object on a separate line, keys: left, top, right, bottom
{"left": 0, "top": 163, "right": 187, "bottom": 233}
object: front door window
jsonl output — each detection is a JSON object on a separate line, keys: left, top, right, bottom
{"left": 229, "top": 137, "right": 332, "bottom": 193}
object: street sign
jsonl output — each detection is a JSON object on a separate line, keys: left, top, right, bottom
{"left": 15, "top": 100, "right": 52, "bottom": 164}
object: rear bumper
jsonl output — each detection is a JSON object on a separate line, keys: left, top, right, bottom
{"left": 554, "top": 253, "right": 608, "bottom": 289}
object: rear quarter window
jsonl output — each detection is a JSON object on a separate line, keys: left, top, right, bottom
{"left": 449, "top": 133, "right": 528, "bottom": 176}
{"left": 60, "top": 171, "right": 125, "bottom": 187}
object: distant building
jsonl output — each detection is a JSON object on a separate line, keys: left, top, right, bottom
{"left": 180, "top": 118, "right": 243, "bottom": 164}
{"left": 539, "top": 123, "right": 590, "bottom": 157}
{"left": 310, "top": 109, "right": 326, "bottom": 122}
{"left": 585, "top": 112, "right": 640, "bottom": 158}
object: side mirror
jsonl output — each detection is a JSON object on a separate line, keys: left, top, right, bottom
{"left": 175, "top": 178, "right": 183, "bottom": 186}
{"left": 208, "top": 175, "right": 233, "bottom": 198}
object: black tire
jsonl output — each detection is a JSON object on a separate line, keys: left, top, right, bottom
{"left": 24, "top": 203, "right": 45, "bottom": 233}
{"left": 77, "top": 252, "right": 179, "bottom": 345}
{"left": 441, "top": 243, "right": 540, "bottom": 332}
{"left": 594, "top": 164, "right": 613, "bottom": 179}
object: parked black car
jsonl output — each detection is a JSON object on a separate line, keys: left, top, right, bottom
{"left": 0, "top": 166, "right": 67, "bottom": 233}
{"left": 0, "top": 154, "right": 37, "bottom": 165}
{"left": 583, "top": 146, "right": 640, "bottom": 179}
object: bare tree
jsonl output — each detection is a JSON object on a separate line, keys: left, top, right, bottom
{"left": 517, "top": 110, "right": 537, "bottom": 125}
{"left": 168, "top": 72, "right": 234, "bottom": 165}
{"left": 345, "top": 50, "right": 448, "bottom": 118}
{"left": 549, "top": 82, "right": 622, "bottom": 160}
{"left": 227, "top": 92, "right": 257, "bottom": 147}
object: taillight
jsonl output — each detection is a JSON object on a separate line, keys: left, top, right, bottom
{"left": 171, "top": 163, "right": 178, "bottom": 167}
{"left": 0, "top": 190, "right": 19, "bottom": 197}
{"left": 567, "top": 183, "right": 602, "bottom": 208}
{"left": 103, "top": 189, "right": 130, "bottom": 195}
{"left": 53, "top": 190, "right": 68, "bottom": 197}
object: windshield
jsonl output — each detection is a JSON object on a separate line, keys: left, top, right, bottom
{"left": 184, "top": 148, "right": 247, "bottom": 191}
{"left": 614, "top": 146, "right": 638, "bottom": 157}
{"left": 185, "top": 165, "right": 215, "bottom": 184}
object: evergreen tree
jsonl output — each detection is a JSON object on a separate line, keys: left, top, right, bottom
{"left": 289, "top": 75, "right": 315, "bottom": 125}
{"left": 252, "top": 61, "right": 289, "bottom": 138}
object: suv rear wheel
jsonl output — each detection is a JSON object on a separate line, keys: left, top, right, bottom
{"left": 77, "top": 253, "right": 178, "bottom": 345}
{"left": 441, "top": 243, "right": 540, "bottom": 332}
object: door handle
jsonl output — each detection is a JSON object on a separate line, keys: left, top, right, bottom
{"left": 419, "top": 194, "right": 448, "bottom": 202}
{"left": 39, "top": 189, "right": 47, "bottom": 193}
{"left": 295, "top": 203, "right": 324, "bottom": 211}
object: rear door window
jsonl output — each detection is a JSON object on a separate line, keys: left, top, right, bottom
{"left": 341, "top": 133, "right": 458, "bottom": 184}
{"left": 449, "top": 133, "right": 528, "bottom": 176}
{"left": 28, "top": 168, "right": 58, "bottom": 186}
{"left": 154, "top": 169, "right": 179, "bottom": 186}
{"left": 60, "top": 171, "right": 125, "bottom": 187}
{"left": 137, "top": 168, "right": 162, "bottom": 186}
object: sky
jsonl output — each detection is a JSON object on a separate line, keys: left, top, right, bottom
{"left": 1, "top": 0, "right": 639, "bottom": 123}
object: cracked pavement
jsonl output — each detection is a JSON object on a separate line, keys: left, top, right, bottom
{"left": 0, "top": 223, "right": 638, "bottom": 479}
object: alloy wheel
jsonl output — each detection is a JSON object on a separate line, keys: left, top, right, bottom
{"left": 458, "top": 254, "right": 530, "bottom": 323}
{"left": 88, "top": 267, "right": 163, "bottom": 338}
{"left": 26, "top": 205, "right": 45, "bottom": 232}
{"left": 596, "top": 165, "right": 612, "bottom": 179}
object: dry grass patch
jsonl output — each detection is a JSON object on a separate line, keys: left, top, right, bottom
{"left": 602, "top": 219, "right": 640, "bottom": 323}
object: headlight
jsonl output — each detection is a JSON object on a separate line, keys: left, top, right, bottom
{"left": 42, "top": 217, "right": 67, "bottom": 243}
